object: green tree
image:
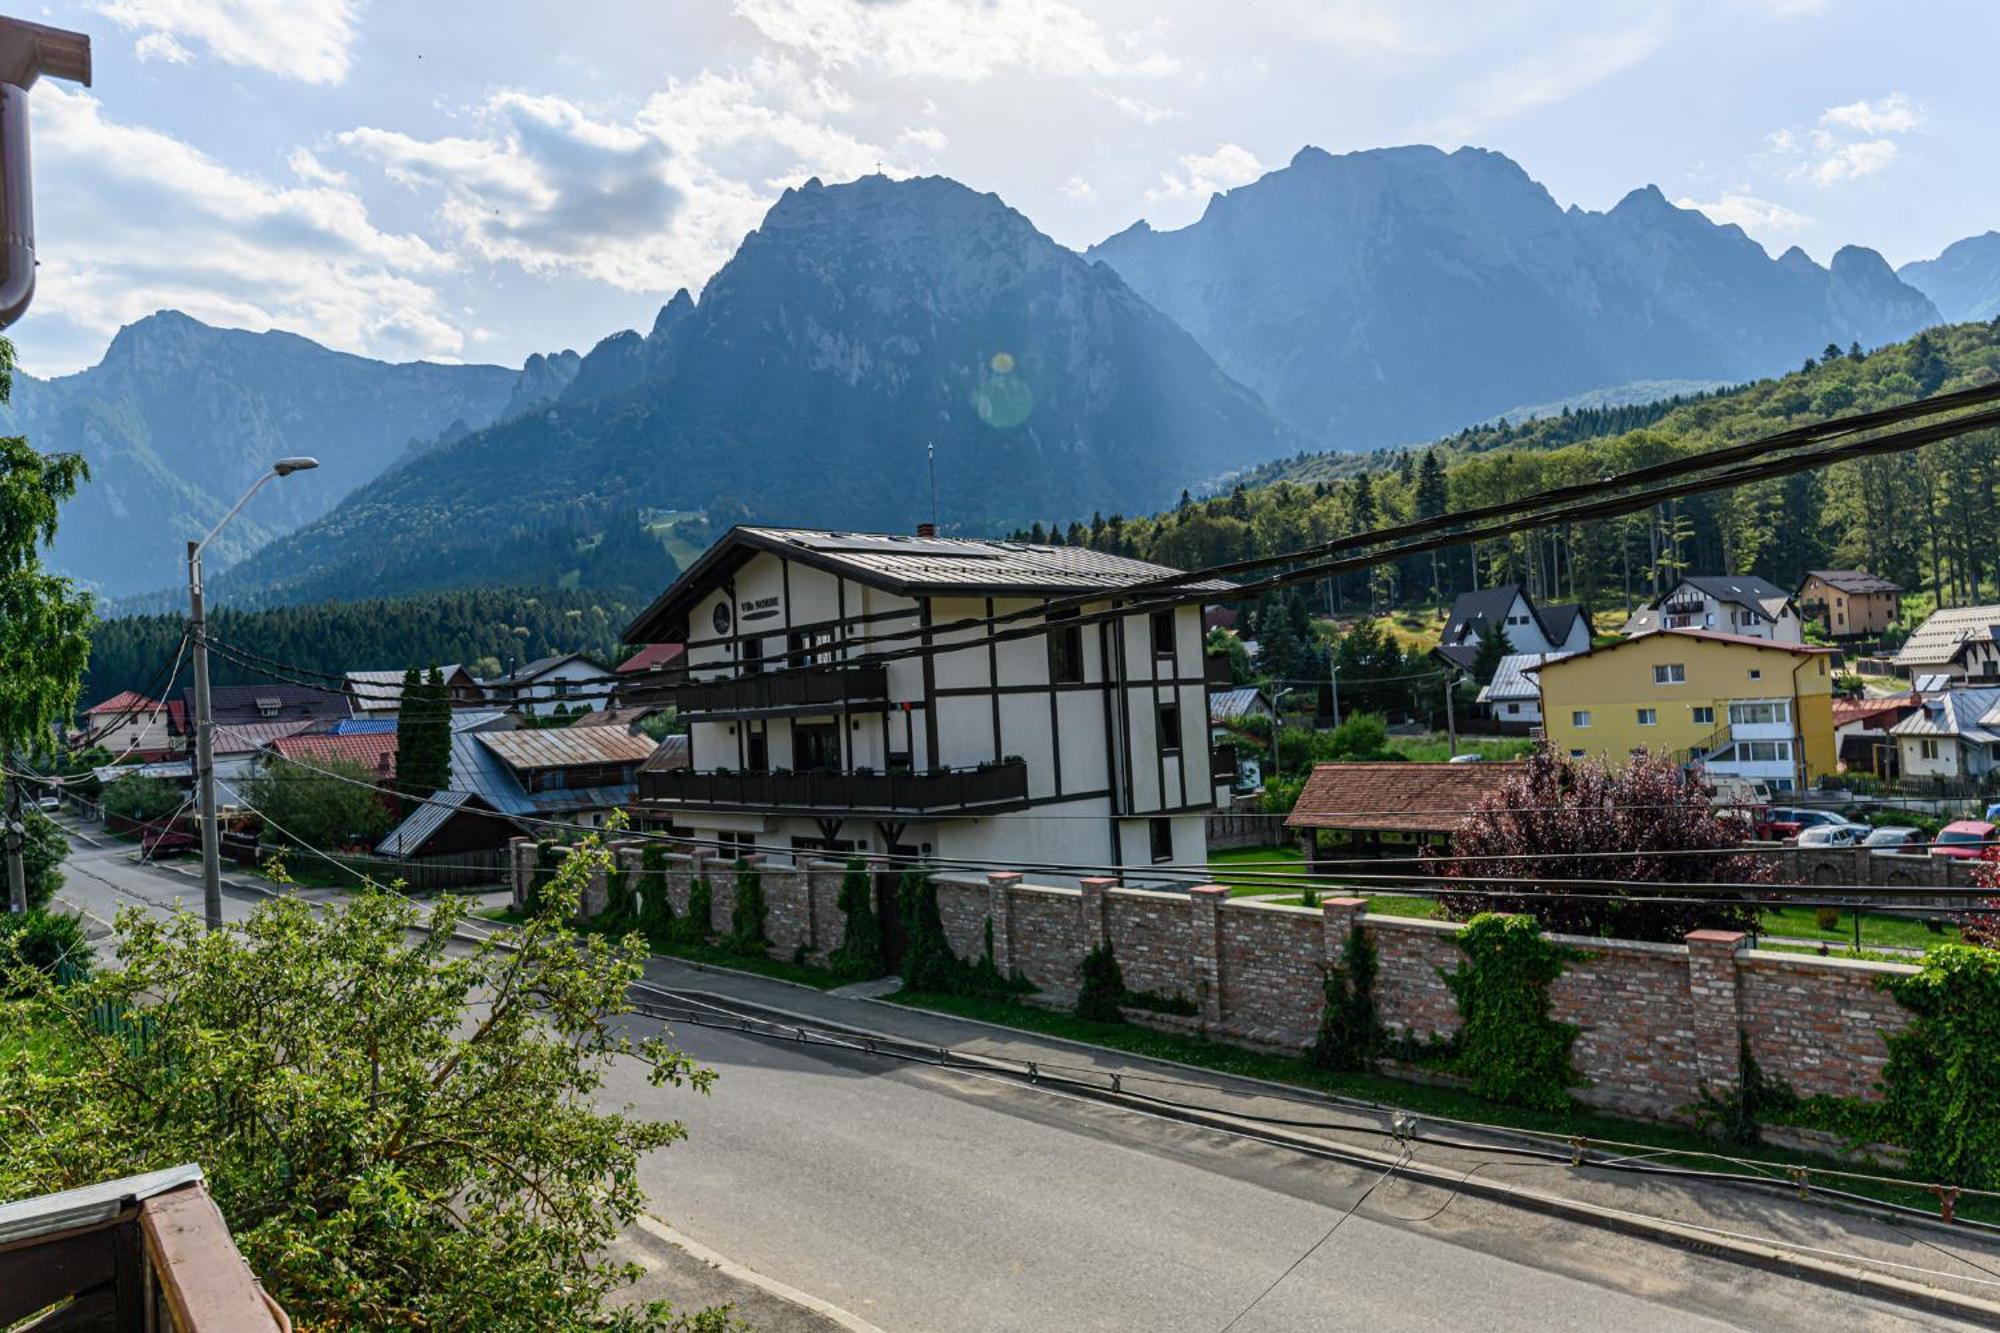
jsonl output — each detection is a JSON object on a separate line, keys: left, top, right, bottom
{"left": 99, "top": 771, "right": 184, "bottom": 822}
{"left": 395, "top": 664, "right": 452, "bottom": 806}
{"left": 18, "top": 807, "right": 65, "bottom": 910}
{"left": 0, "top": 847, "right": 732, "bottom": 1331}
{"left": 243, "top": 756, "right": 395, "bottom": 851}
{"left": 1469, "top": 624, "right": 1515, "bottom": 685}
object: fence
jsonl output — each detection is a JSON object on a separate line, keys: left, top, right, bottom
{"left": 510, "top": 839, "right": 1916, "bottom": 1123}
{"left": 1205, "top": 799, "right": 1281, "bottom": 851}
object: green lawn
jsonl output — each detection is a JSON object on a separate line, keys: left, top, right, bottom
{"left": 1385, "top": 734, "right": 1536, "bottom": 764}
{"left": 1207, "top": 844, "right": 1306, "bottom": 894}
{"left": 1265, "top": 893, "right": 1443, "bottom": 918}
{"left": 1755, "top": 905, "right": 1957, "bottom": 952}
{"left": 472, "top": 906, "right": 849, "bottom": 990}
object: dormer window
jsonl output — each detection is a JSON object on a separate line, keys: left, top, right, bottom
{"left": 256, "top": 696, "right": 281, "bottom": 718}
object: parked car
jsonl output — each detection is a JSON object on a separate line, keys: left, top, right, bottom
{"left": 1796, "top": 823, "right": 1868, "bottom": 848}
{"left": 1446, "top": 753, "right": 1484, "bottom": 764}
{"left": 1861, "top": 826, "right": 1928, "bottom": 856}
{"left": 34, "top": 794, "right": 59, "bottom": 812}
{"left": 139, "top": 827, "right": 196, "bottom": 859}
{"left": 1929, "top": 820, "right": 1996, "bottom": 861}
{"left": 1755, "top": 807, "right": 1851, "bottom": 841}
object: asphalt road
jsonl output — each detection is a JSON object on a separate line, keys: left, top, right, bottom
{"left": 52, "top": 828, "right": 1976, "bottom": 1332}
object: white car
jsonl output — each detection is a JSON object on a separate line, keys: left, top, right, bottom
{"left": 34, "top": 794, "right": 59, "bottom": 813}
{"left": 1795, "top": 823, "right": 1868, "bottom": 848}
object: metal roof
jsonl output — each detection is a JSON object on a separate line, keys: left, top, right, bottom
{"left": 476, "top": 726, "right": 657, "bottom": 773}
{"left": 211, "top": 719, "right": 315, "bottom": 754}
{"left": 1476, "top": 651, "right": 1574, "bottom": 703}
{"left": 640, "top": 734, "right": 690, "bottom": 772}
{"left": 1208, "top": 686, "right": 1273, "bottom": 721}
{"left": 187, "top": 682, "right": 350, "bottom": 724}
{"left": 1895, "top": 604, "right": 2000, "bottom": 667}
{"left": 1803, "top": 569, "right": 1901, "bottom": 596}
{"left": 0, "top": 1165, "right": 205, "bottom": 1247}
{"left": 345, "top": 666, "right": 469, "bottom": 709}
{"left": 625, "top": 524, "right": 1234, "bottom": 643}
{"left": 1889, "top": 687, "right": 2000, "bottom": 744}
{"left": 375, "top": 789, "right": 520, "bottom": 857}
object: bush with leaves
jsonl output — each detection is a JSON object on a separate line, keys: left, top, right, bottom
{"left": 1434, "top": 748, "right": 1772, "bottom": 942}
{"left": 681, "top": 874, "right": 715, "bottom": 944}
{"left": 727, "top": 858, "right": 767, "bottom": 955}
{"left": 17, "top": 805, "right": 66, "bottom": 910}
{"left": 99, "top": 770, "right": 183, "bottom": 822}
{"left": 242, "top": 755, "right": 395, "bottom": 853}
{"left": 1443, "top": 913, "right": 1580, "bottom": 1111}
{"left": 1075, "top": 942, "right": 1127, "bottom": 1023}
{"left": 828, "top": 857, "right": 882, "bottom": 979}
{"left": 1878, "top": 944, "right": 2000, "bottom": 1187}
{"left": 0, "top": 908, "right": 88, "bottom": 995}
{"left": 0, "top": 841, "right": 734, "bottom": 1331}
{"left": 1961, "top": 853, "right": 2000, "bottom": 949}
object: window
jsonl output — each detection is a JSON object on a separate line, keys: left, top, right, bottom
{"left": 1728, "top": 701, "right": 1790, "bottom": 726}
{"left": 1149, "top": 816, "right": 1173, "bottom": 864}
{"left": 1653, "top": 663, "right": 1686, "bottom": 684}
{"left": 1691, "top": 706, "right": 1715, "bottom": 725}
{"left": 793, "top": 721, "right": 841, "bottom": 772}
{"left": 787, "top": 627, "right": 838, "bottom": 668}
{"left": 1747, "top": 668, "right": 1762, "bottom": 681}
{"left": 1151, "top": 609, "right": 1176, "bottom": 657}
{"left": 1157, "top": 702, "right": 1182, "bottom": 754}
{"left": 1572, "top": 710, "right": 1592, "bottom": 728}
{"left": 1505, "top": 703, "right": 1521, "bottom": 716}
{"left": 745, "top": 722, "right": 768, "bottom": 773}
{"left": 741, "top": 637, "right": 765, "bottom": 676}
{"left": 1727, "top": 740, "right": 1791, "bottom": 763}
{"left": 1636, "top": 708, "right": 1657, "bottom": 726}
{"left": 1920, "top": 739, "right": 1941, "bottom": 761}
{"left": 1048, "top": 610, "right": 1084, "bottom": 684}
{"left": 1569, "top": 749, "right": 1586, "bottom": 758}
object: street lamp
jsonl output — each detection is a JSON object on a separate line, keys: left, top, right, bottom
{"left": 189, "top": 457, "right": 316, "bottom": 929}
{"left": 1269, "top": 686, "right": 1295, "bottom": 784}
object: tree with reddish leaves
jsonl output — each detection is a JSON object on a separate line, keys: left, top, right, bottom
{"left": 1963, "top": 854, "right": 2000, "bottom": 949}
{"left": 1432, "top": 748, "right": 1778, "bottom": 942}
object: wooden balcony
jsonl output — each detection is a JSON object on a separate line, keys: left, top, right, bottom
{"left": 1204, "top": 654, "right": 1235, "bottom": 690}
{"left": 672, "top": 665, "right": 890, "bottom": 717}
{"left": 638, "top": 759, "right": 1030, "bottom": 814}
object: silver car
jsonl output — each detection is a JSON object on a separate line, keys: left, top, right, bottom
{"left": 1861, "top": 826, "right": 1927, "bottom": 856}
{"left": 1796, "top": 822, "right": 1868, "bottom": 848}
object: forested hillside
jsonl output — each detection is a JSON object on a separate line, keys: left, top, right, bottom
{"left": 84, "top": 588, "right": 646, "bottom": 708}
{"left": 1032, "top": 321, "right": 2000, "bottom": 617}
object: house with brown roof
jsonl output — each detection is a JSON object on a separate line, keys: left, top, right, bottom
{"left": 1796, "top": 570, "right": 1902, "bottom": 639}
{"left": 1285, "top": 761, "right": 1522, "bottom": 868}
{"left": 78, "top": 690, "right": 185, "bottom": 760}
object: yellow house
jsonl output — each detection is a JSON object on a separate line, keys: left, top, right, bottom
{"left": 1532, "top": 629, "right": 1837, "bottom": 793}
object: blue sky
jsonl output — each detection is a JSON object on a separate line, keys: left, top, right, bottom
{"left": 13, "top": 0, "right": 1994, "bottom": 376}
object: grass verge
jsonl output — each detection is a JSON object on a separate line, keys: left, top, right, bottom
{"left": 1755, "top": 904, "right": 1957, "bottom": 952}
{"left": 474, "top": 906, "right": 849, "bottom": 991}
{"left": 887, "top": 987, "right": 1997, "bottom": 1225}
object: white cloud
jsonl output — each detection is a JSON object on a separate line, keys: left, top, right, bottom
{"left": 96, "top": 0, "right": 361, "bottom": 85}
{"left": 22, "top": 85, "right": 460, "bottom": 371}
{"left": 339, "top": 61, "right": 897, "bottom": 295}
{"left": 1433, "top": 17, "right": 1663, "bottom": 135}
{"left": 1801, "top": 137, "right": 1899, "bottom": 186}
{"left": 731, "top": 0, "right": 1180, "bottom": 81}
{"left": 1675, "top": 192, "right": 1811, "bottom": 239}
{"left": 1821, "top": 92, "right": 1921, "bottom": 136}
{"left": 1145, "top": 142, "right": 1265, "bottom": 203}
{"left": 898, "top": 125, "right": 949, "bottom": 152}
{"left": 1096, "top": 89, "right": 1179, "bottom": 124}
{"left": 1060, "top": 173, "right": 1095, "bottom": 200}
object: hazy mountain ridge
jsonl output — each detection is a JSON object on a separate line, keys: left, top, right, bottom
{"left": 1088, "top": 145, "right": 1941, "bottom": 450}
{"left": 1900, "top": 232, "right": 2000, "bottom": 323}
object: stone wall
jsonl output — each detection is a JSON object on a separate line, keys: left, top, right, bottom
{"left": 513, "top": 839, "right": 1919, "bottom": 1121}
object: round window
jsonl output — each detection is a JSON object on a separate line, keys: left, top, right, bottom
{"left": 712, "top": 601, "right": 733, "bottom": 636}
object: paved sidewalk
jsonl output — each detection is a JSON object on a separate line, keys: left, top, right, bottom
{"left": 632, "top": 952, "right": 2000, "bottom": 1313}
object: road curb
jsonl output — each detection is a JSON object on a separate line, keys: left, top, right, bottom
{"left": 650, "top": 981, "right": 2000, "bottom": 1328}
{"left": 632, "top": 1216, "right": 887, "bottom": 1333}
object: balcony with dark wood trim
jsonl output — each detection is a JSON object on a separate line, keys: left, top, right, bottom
{"left": 637, "top": 758, "right": 1030, "bottom": 814}
{"left": 1211, "top": 742, "right": 1239, "bottom": 784}
{"left": 672, "top": 665, "right": 890, "bottom": 718}
{"left": 1204, "top": 653, "right": 1235, "bottom": 690}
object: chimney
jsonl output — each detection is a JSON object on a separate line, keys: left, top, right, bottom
{"left": 916, "top": 522, "right": 937, "bottom": 538}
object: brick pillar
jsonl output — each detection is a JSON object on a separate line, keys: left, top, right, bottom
{"left": 1321, "top": 897, "right": 1368, "bottom": 964}
{"left": 1189, "top": 884, "right": 1229, "bottom": 1026}
{"left": 987, "top": 872, "right": 1021, "bottom": 975}
{"left": 1078, "top": 876, "right": 1117, "bottom": 949}
{"left": 509, "top": 836, "right": 535, "bottom": 911}
{"left": 1685, "top": 929, "right": 1748, "bottom": 1094}
{"left": 580, "top": 852, "right": 609, "bottom": 919}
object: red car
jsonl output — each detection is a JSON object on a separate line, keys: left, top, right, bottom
{"left": 1929, "top": 820, "right": 1996, "bottom": 860}
{"left": 140, "top": 827, "right": 197, "bottom": 859}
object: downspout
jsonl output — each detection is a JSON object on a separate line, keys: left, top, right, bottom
{"left": 0, "top": 20, "right": 91, "bottom": 329}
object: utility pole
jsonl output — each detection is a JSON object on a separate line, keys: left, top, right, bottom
{"left": 5, "top": 775, "right": 24, "bottom": 914}
{"left": 1327, "top": 644, "right": 1341, "bottom": 729}
{"left": 1443, "top": 671, "right": 1458, "bottom": 758}
{"left": 188, "top": 538, "right": 223, "bottom": 931}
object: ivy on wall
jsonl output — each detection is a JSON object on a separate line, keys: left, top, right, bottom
{"left": 1442, "top": 914, "right": 1580, "bottom": 1111}
{"left": 1878, "top": 944, "right": 2000, "bottom": 1188}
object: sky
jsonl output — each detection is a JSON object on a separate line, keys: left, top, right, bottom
{"left": 11, "top": 0, "right": 1997, "bottom": 377}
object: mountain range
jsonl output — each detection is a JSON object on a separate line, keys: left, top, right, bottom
{"left": 20, "top": 143, "right": 1990, "bottom": 606}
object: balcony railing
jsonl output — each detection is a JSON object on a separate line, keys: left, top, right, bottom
{"left": 638, "top": 759, "right": 1030, "bottom": 812}
{"left": 1205, "top": 654, "right": 1235, "bottom": 689}
{"left": 673, "top": 665, "right": 889, "bottom": 716}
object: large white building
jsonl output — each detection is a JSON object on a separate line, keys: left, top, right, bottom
{"left": 622, "top": 527, "right": 1232, "bottom": 879}
{"left": 1623, "top": 575, "right": 1803, "bottom": 643}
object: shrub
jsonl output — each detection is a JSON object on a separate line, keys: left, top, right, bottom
{"left": 1879, "top": 944, "right": 2000, "bottom": 1187}
{"left": 682, "top": 875, "right": 714, "bottom": 943}
{"left": 99, "top": 771, "right": 183, "bottom": 822}
{"left": 1312, "top": 926, "right": 1381, "bottom": 1072}
{"left": 828, "top": 858, "right": 883, "bottom": 980}
{"left": 1075, "top": 942, "right": 1127, "bottom": 1023}
{"left": 1814, "top": 906, "right": 1841, "bottom": 933}
{"left": 727, "top": 859, "right": 767, "bottom": 956}
{"left": 898, "top": 870, "right": 961, "bottom": 994}
{"left": 1443, "top": 914, "right": 1579, "bottom": 1111}
{"left": 18, "top": 807, "right": 65, "bottom": 910}
{"left": 0, "top": 910, "right": 89, "bottom": 995}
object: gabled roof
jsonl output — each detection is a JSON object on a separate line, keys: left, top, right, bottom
{"left": 1476, "top": 651, "right": 1575, "bottom": 703}
{"left": 1209, "top": 686, "right": 1273, "bottom": 722}
{"left": 377, "top": 789, "right": 523, "bottom": 858}
{"left": 640, "top": 734, "right": 690, "bottom": 773}
{"left": 570, "top": 706, "right": 661, "bottom": 730}
{"left": 437, "top": 730, "right": 639, "bottom": 819}
{"left": 186, "top": 683, "right": 350, "bottom": 724}
{"left": 267, "top": 730, "right": 399, "bottom": 776}
{"left": 1286, "top": 762, "right": 1523, "bottom": 832}
{"left": 1803, "top": 569, "right": 1901, "bottom": 596}
{"left": 1832, "top": 695, "right": 1916, "bottom": 729}
{"left": 476, "top": 726, "right": 656, "bottom": 773}
{"left": 85, "top": 690, "right": 159, "bottom": 716}
{"left": 345, "top": 666, "right": 471, "bottom": 709}
{"left": 211, "top": 720, "right": 315, "bottom": 755}
{"left": 1890, "top": 688, "right": 2000, "bottom": 745}
{"left": 487, "top": 652, "right": 615, "bottom": 686}
{"left": 1895, "top": 604, "right": 2000, "bottom": 667}
{"left": 1653, "top": 574, "right": 1794, "bottom": 616}
{"left": 1439, "top": 584, "right": 1582, "bottom": 653}
{"left": 617, "top": 643, "right": 686, "bottom": 674}
{"left": 1531, "top": 628, "right": 1833, "bottom": 670}
{"left": 624, "top": 525, "right": 1233, "bottom": 643}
